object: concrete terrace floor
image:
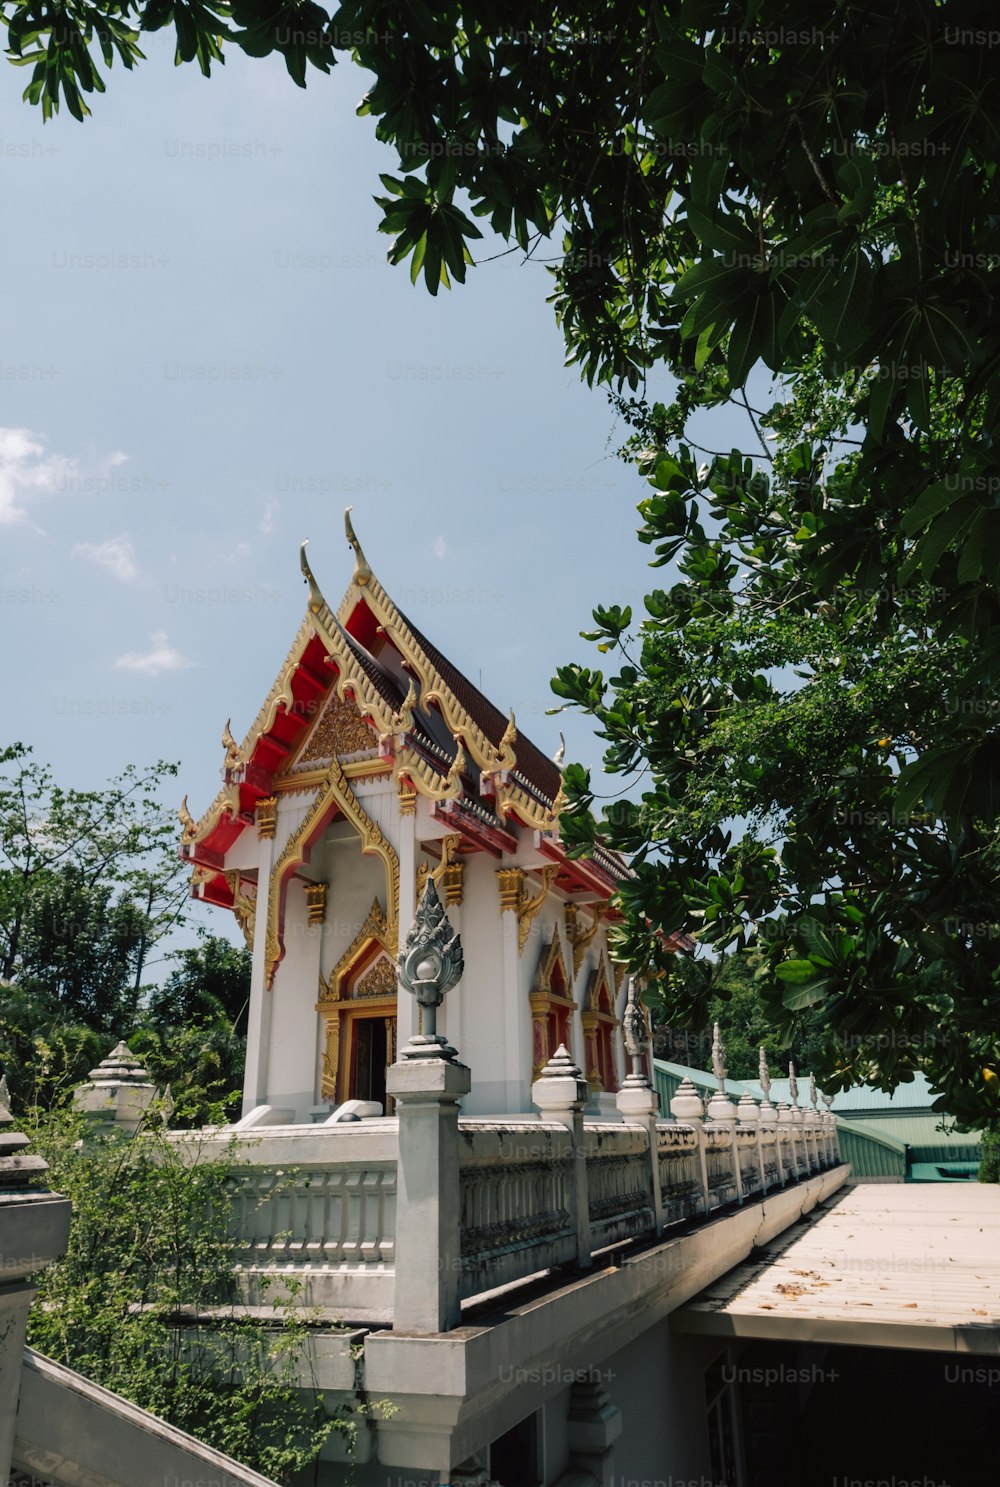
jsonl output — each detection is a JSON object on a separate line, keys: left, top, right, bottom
{"left": 673, "top": 1183, "right": 1000, "bottom": 1353}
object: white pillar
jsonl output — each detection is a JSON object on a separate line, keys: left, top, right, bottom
{"left": 395, "top": 801, "right": 417, "bottom": 1049}
{"left": 242, "top": 827, "right": 276, "bottom": 1115}
{"left": 387, "top": 1053, "right": 471, "bottom": 1332}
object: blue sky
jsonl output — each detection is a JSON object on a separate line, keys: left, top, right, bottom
{"left": 1, "top": 37, "right": 748, "bottom": 948}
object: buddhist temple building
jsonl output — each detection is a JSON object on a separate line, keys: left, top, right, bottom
{"left": 179, "top": 512, "right": 627, "bottom": 1123}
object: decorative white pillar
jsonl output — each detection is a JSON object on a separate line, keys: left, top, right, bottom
{"left": 497, "top": 867, "right": 529, "bottom": 1113}
{"left": 758, "top": 1047, "right": 783, "bottom": 1186}
{"left": 0, "top": 1092, "right": 72, "bottom": 1482}
{"left": 788, "top": 1063, "right": 807, "bottom": 1176}
{"left": 533, "top": 1044, "right": 592, "bottom": 1268}
{"left": 242, "top": 806, "right": 277, "bottom": 1114}
{"left": 616, "top": 980, "right": 666, "bottom": 1235}
{"left": 705, "top": 1022, "right": 742, "bottom": 1204}
{"left": 670, "top": 1076, "right": 709, "bottom": 1213}
{"left": 387, "top": 881, "right": 470, "bottom": 1333}
{"left": 567, "top": 1375, "right": 623, "bottom": 1484}
{"left": 737, "top": 1088, "right": 764, "bottom": 1192}
{"left": 395, "top": 788, "right": 418, "bottom": 1049}
{"left": 73, "top": 1040, "right": 167, "bottom": 1136}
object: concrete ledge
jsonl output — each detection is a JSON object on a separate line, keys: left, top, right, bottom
{"left": 13, "top": 1348, "right": 281, "bottom": 1487}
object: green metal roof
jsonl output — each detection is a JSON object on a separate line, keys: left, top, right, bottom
{"left": 908, "top": 1161, "right": 980, "bottom": 1182}
{"left": 651, "top": 1059, "right": 982, "bottom": 1181}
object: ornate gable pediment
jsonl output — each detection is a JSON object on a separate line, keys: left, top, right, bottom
{"left": 318, "top": 897, "right": 394, "bottom": 1006}
{"left": 294, "top": 689, "right": 377, "bottom": 767}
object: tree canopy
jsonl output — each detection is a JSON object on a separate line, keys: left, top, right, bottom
{"left": 0, "top": 745, "right": 249, "bottom": 1118}
{"left": 7, "top": 3, "right": 1000, "bottom": 1122}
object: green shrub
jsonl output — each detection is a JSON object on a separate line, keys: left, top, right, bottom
{"left": 27, "top": 1106, "right": 341, "bottom": 1480}
{"left": 979, "top": 1127, "right": 1000, "bottom": 1184}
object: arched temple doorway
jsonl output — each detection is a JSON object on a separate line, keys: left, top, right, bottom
{"left": 317, "top": 898, "right": 397, "bottom": 1112}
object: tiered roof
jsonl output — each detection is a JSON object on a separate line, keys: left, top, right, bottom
{"left": 181, "top": 512, "right": 626, "bottom": 919}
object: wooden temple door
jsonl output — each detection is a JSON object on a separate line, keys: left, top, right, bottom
{"left": 317, "top": 913, "right": 397, "bottom": 1114}
{"left": 347, "top": 1012, "right": 396, "bottom": 1112}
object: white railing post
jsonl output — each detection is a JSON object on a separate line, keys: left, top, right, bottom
{"left": 670, "top": 1077, "right": 709, "bottom": 1213}
{"left": 386, "top": 881, "right": 470, "bottom": 1333}
{"left": 616, "top": 981, "right": 665, "bottom": 1236}
{"left": 758, "top": 1047, "right": 781, "bottom": 1188}
{"left": 737, "top": 1088, "right": 764, "bottom": 1193}
{"left": 532, "top": 1045, "right": 592, "bottom": 1268}
{"left": 0, "top": 1087, "right": 72, "bottom": 1483}
{"left": 706, "top": 1022, "right": 743, "bottom": 1204}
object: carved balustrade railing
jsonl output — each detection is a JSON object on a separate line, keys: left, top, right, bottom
{"left": 165, "top": 1092, "right": 841, "bottom": 1328}
{"left": 457, "top": 1121, "right": 577, "bottom": 1298}
{"left": 584, "top": 1123, "right": 657, "bottom": 1248}
{"left": 655, "top": 1123, "right": 703, "bottom": 1224}
{"left": 166, "top": 1123, "right": 398, "bottom": 1321}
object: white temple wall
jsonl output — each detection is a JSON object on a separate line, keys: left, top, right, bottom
{"left": 267, "top": 877, "right": 324, "bottom": 1119}
{"left": 444, "top": 852, "right": 517, "bottom": 1116}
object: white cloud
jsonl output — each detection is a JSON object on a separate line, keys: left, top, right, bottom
{"left": 0, "top": 425, "right": 77, "bottom": 526}
{"left": 115, "top": 630, "right": 195, "bottom": 677}
{"left": 433, "top": 534, "right": 449, "bottom": 559}
{"left": 259, "top": 497, "right": 279, "bottom": 534}
{"left": 74, "top": 534, "right": 138, "bottom": 582}
{"left": 222, "top": 540, "right": 251, "bottom": 564}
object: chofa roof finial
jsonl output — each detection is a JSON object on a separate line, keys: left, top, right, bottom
{"left": 344, "top": 507, "right": 372, "bottom": 587}
{"left": 299, "top": 538, "right": 325, "bottom": 615}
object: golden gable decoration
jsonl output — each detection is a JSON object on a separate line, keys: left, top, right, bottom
{"left": 297, "top": 690, "right": 376, "bottom": 764}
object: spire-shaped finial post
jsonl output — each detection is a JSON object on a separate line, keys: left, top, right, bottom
{"left": 712, "top": 1021, "right": 727, "bottom": 1095}
{"left": 344, "top": 507, "right": 372, "bottom": 587}
{"left": 397, "top": 878, "right": 464, "bottom": 1059}
{"left": 758, "top": 1045, "right": 771, "bottom": 1102}
{"left": 299, "top": 538, "right": 326, "bottom": 615}
{"left": 809, "top": 1072, "right": 818, "bottom": 1111}
{"left": 622, "top": 978, "right": 649, "bottom": 1079}
{"left": 788, "top": 1060, "right": 799, "bottom": 1108}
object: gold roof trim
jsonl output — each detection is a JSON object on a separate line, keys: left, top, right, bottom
{"left": 333, "top": 512, "right": 516, "bottom": 777}
{"left": 185, "top": 613, "right": 316, "bottom": 848}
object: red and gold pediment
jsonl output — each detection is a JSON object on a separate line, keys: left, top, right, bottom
{"left": 294, "top": 689, "right": 378, "bottom": 766}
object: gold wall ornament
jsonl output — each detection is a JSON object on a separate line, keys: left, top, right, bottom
{"left": 441, "top": 859, "right": 465, "bottom": 907}
{"left": 495, "top": 865, "right": 559, "bottom": 954}
{"left": 516, "top": 864, "right": 559, "bottom": 954}
{"left": 496, "top": 866, "right": 524, "bottom": 913}
{"left": 416, "top": 834, "right": 464, "bottom": 907}
{"left": 565, "top": 902, "right": 606, "bottom": 977}
{"left": 305, "top": 880, "right": 328, "bottom": 926}
{"left": 225, "top": 870, "right": 258, "bottom": 951}
{"left": 398, "top": 779, "right": 417, "bottom": 816}
{"left": 320, "top": 1015, "right": 341, "bottom": 1100}
{"left": 265, "top": 759, "right": 399, "bottom": 988}
{"left": 317, "top": 969, "right": 341, "bottom": 1005}
{"left": 256, "top": 795, "right": 278, "bottom": 840}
